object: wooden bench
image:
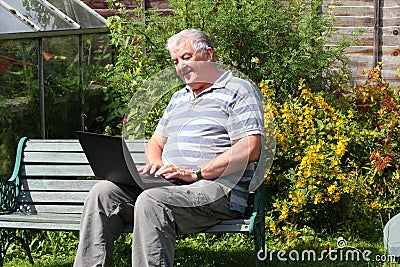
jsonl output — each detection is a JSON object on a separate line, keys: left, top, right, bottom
{"left": 0, "top": 137, "right": 266, "bottom": 266}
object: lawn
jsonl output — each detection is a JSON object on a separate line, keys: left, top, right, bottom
{"left": 3, "top": 232, "right": 398, "bottom": 267}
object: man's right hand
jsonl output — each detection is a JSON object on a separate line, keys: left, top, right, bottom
{"left": 138, "top": 163, "right": 164, "bottom": 177}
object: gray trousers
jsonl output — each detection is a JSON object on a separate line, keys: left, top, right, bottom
{"left": 73, "top": 180, "right": 240, "bottom": 267}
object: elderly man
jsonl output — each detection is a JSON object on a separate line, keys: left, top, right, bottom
{"left": 74, "top": 28, "right": 264, "bottom": 267}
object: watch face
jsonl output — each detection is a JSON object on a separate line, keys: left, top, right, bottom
{"left": 192, "top": 167, "right": 201, "bottom": 173}
{"left": 192, "top": 167, "right": 202, "bottom": 180}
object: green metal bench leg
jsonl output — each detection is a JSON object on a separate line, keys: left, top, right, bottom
{"left": 0, "top": 228, "right": 17, "bottom": 267}
{"left": 255, "top": 184, "right": 266, "bottom": 267}
{"left": 254, "top": 221, "right": 266, "bottom": 266}
{"left": 0, "top": 229, "right": 34, "bottom": 267}
{"left": 20, "top": 230, "right": 34, "bottom": 265}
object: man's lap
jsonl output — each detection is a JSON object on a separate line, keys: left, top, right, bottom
{"left": 87, "top": 180, "right": 240, "bottom": 233}
{"left": 136, "top": 181, "right": 240, "bottom": 233}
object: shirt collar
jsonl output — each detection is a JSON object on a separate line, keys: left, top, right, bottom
{"left": 185, "top": 70, "right": 233, "bottom": 95}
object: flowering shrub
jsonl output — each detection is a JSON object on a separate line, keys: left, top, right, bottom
{"left": 261, "top": 79, "right": 357, "bottom": 246}
{"left": 262, "top": 64, "right": 400, "bottom": 246}
{"left": 344, "top": 63, "right": 400, "bottom": 217}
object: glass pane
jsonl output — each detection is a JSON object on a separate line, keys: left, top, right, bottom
{"left": 0, "top": 38, "right": 40, "bottom": 177}
{"left": 2, "top": 0, "right": 76, "bottom": 31}
{"left": 82, "top": 34, "right": 111, "bottom": 131}
{"left": 42, "top": 35, "right": 81, "bottom": 138}
{"left": 0, "top": 39, "right": 37, "bottom": 101}
{"left": 82, "top": 34, "right": 111, "bottom": 85}
{"left": 0, "top": 6, "right": 35, "bottom": 34}
{"left": 47, "top": 0, "right": 106, "bottom": 29}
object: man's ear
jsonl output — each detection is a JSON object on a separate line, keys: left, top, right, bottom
{"left": 206, "top": 47, "right": 214, "bottom": 61}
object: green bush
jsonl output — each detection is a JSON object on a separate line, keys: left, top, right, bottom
{"left": 97, "top": 0, "right": 176, "bottom": 134}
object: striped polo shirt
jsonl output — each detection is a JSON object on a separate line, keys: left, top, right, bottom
{"left": 154, "top": 70, "right": 264, "bottom": 213}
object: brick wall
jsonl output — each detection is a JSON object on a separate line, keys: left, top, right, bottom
{"left": 81, "top": 0, "right": 171, "bottom": 18}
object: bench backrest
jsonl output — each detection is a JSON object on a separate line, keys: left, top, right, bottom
{"left": 11, "top": 137, "right": 265, "bottom": 219}
{"left": 20, "top": 139, "right": 147, "bottom": 177}
{"left": 13, "top": 138, "right": 147, "bottom": 215}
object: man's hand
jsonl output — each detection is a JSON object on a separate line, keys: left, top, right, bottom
{"left": 138, "top": 163, "right": 163, "bottom": 177}
{"left": 155, "top": 165, "right": 198, "bottom": 183}
{"left": 139, "top": 133, "right": 166, "bottom": 177}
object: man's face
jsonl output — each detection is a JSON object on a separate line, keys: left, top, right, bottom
{"left": 169, "top": 39, "right": 213, "bottom": 90}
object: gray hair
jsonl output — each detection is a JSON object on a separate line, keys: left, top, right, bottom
{"left": 166, "top": 29, "right": 214, "bottom": 58}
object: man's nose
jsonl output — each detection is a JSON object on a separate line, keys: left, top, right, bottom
{"left": 176, "top": 59, "right": 187, "bottom": 68}
{"left": 176, "top": 60, "right": 188, "bottom": 72}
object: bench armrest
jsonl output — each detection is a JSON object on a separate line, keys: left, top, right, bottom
{"left": 248, "top": 183, "right": 265, "bottom": 234}
{"left": 0, "top": 180, "right": 20, "bottom": 214}
{"left": 0, "top": 137, "right": 28, "bottom": 214}
{"left": 248, "top": 135, "right": 266, "bottom": 234}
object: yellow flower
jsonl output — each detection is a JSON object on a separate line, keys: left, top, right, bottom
{"left": 296, "top": 192, "right": 306, "bottom": 204}
{"left": 370, "top": 201, "right": 382, "bottom": 210}
{"left": 335, "top": 140, "right": 347, "bottom": 156}
{"left": 332, "top": 193, "right": 340, "bottom": 203}
{"left": 251, "top": 57, "right": 260, "bottom": 64}
{"left": 279, "top": 205, "right": 289, "bottom": 220}
{"left": 272, "top": 202, "right": 280, "bottom": 209}
{"left": 302, "top": 90, "right": 312, "bottom": 101}
{"left": 314, "top": 193, "right": 322, "bottom": 204}
{"left": 269, "top": 222, "right": 276, "bottom": 232}
{"left": 269, "top": 222, "right": 281, "bottom": 235}
{"left": 327, "top": 184, "right": 337, "bottom": 195}
{"left": 288, "top": 231, "right": 299, "bottom": 239}
{"left": 296, "top": 178, "right": 307, "bottom": 189}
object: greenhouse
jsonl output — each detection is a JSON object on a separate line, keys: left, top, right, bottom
{"left": 0, "top": 0, "right": 111, "bottom": 175}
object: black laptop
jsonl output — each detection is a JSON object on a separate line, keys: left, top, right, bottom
{"left": 76, "top": 131, "right": 177, "bottom": 189}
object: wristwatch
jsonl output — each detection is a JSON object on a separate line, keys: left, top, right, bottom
{"left": 192, "top": 167, "right": 203, "bottom": 181}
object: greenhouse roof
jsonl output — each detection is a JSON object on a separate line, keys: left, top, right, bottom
{"left": 0, "top": 0, "right": 108, "bottom": 40}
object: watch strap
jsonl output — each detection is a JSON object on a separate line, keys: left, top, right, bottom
{"left": 193, "top": 168, "right": 203, "bottom": 181}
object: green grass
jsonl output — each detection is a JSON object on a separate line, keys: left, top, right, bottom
{"left": 3, "top": 232, "right": 399, "bottom": 267}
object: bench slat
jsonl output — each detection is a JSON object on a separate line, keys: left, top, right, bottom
{"left": 215, "top": 219, "right": 250, "bottom": 225}
{"left": 0, "top": 221, "right": 80, "bottom": 231}
{"left": 0, "top": 218, "right": 81, "bottom": 231}
{"left": 23, "top": 152, "right": 89, "bottom": 164}
{"left": 203, "top": 219, "right": 251, "bottom": 232}
{"left": 17, "top": 204, "right": 84, "bottom": 214}
{"left": 0, "top": 213, "right": 81, "bottom": 223}
{"left": 0, "top": 214, "right": 251, "bottom": 233}
{"left": 126, "top": 141, "right": 147, "bottom": 152}
{"left": 22, "top": 152, "right": 146, "bottom": 164}
{"left": 20, "top": 179, "right": 98, "bottom": 191}
{"left": 24, "top": 141, "right": 85, "bottom": 152}
{"left": 0, "top": 213, "right": 81, "bottom": 230}
{"left": 205, "top": 223, "right": 250, "bottom": 232}
{"left": 120, "top": 224, "right": 251, "bottom": 234}
{"left": 18, "top": 191, "right": 89, "bottom": 203}
{"left": 21, "top": 165, "right": 95, "bottom": 176}
{"left": 24, "top": 140, "right": 147, "bottom": 152}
